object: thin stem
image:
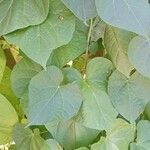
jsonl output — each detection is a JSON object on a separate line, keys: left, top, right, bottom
{"left": 84, "top": 18, "right": 93, "bottom": 71}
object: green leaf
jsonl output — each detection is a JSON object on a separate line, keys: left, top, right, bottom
{"left": 61, "top": 58, "right": 117, "bottom": 130}
{"left": 91, "top": 119, "right": 135, "bottom": 150}
{"left": 0, "top": 48, "right": 6, "bottom": 83}
{"left": 144, "top": 101, "right": 150, "bottom": 120}
{"left": 42, "top": 139, "right": 63, "bottom": 150}
{"left": 128, "top": 36, "right": 150, "bottom": 79}
{"left": 11, "top": 58, "right": 42, "bottom": 99}
{"left": 46, "top": 119, "right": 99, "bottom": 150}
{"left": 11, "top": 58, "right": 42, "bottom": 113}
{"left": 91, "top": 17, "right": 106, "bottom": 41}
{"left": 0, "top": 0, "right": 49, "bottom": 35}
{"left": 62, "top": 67, "right": 82, "bottom": 84}
{"left": 104, "top": 25, "right": 135, "bottom": 77}
{"left": 28, "top": 66, "right": 82, "bottom": 125}
{"left": 61, "top": 0, "right": 97, "bottom": 21}
{"left": 78, "top": 58, "right": 117, "bottom": 130}
{"left": 4, "top": 0, "right": 75, "bottom": 68}
{"left": 47, "top": 23, "right": 87, "bottom": 68}
{"left": 86, "top": 57, "right": 115, "bottom": 91}
{"left": 95, "top": 0, "right": 150, "bottom": 37}
{"left": 13, "top": 124, "right": 45, "bottom": 150}
{"left": 130, "top": 120, "right": 150, "bottom": 150}
{"left": 0, "top": 66, "right": 20, "bottom": 114}
{"left": 0, "top": 93, "right": 18, "bottom": 145}
{"left": 80, "top": 81, "right": 117, "bottom": 130}
{"left": 108, "top": 70, "right": 150, "bottom": 123}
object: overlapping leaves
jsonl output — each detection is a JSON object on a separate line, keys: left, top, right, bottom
{"left": 1, "top": 0, "right": 150, "bottom": 149}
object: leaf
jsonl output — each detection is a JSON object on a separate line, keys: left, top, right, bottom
{"left": 0, "top": 48, "right": 6, "bottom": 83}
{"left": 80, "top": 81, "right": 117, "bottom": 130}
{"left": 11, "top": 58, "right": 42, "bottom": 99}
{"left": 91, "top": 17, "right": 106, "bottom": 41}
{"left": 46, "top": 119, "right": 99, "bottom": 150}
{"left": 61, "top": 0, "right": 97, "bottom": 21}
{"left": 91, "top": 119, "right": 135, "bottom": 150}
{"left": 13, "top": 124, "right": 45, "bottom": 150}
{"left": 78, "top": 58, "right": 117, "bottom": 130}
{"left": 28, "top": 66, "right": 82, "bottom": 125}
{"left": 62, "top": 67, "right": 82, "bottom": 84}
{"left": 86, "top": 57, "right": 115, "bottom": 91}
{"left": 130, "top": 120, "right": 150, "bottom": 150}
{"left": 128, "top": 36, "right": 150, "bottom": 79}
{"left": 144, "top": 101, "right": 150, "bottom": 120}
{"left": 11, "top": 58, "right": 42, "bottom": 113}
{"left": 61, "top": 58, "right": 117, "bottom": 130}
{"left": 47, "top": 23, "right": 87, "bottom": 68}
{"left": 41, "top": 139, "right": 63, "bottom": 150}
{"left": 104, "top": 25, "right": 135, "bottom": 77}
{"left": 0, "top": 93, "right": 18, "bottom": 145}
{"left": 108, "top": 70, "right": 150, "bottom": 123}
{"left": 95, "top": 0, "right": 150, "bottom": 37}
{"left": 0, "top": 0, "right": 49, "bottom": 35}
{"left": 0, "top": 66, "right": 20, "bottom": 114}
{"left": 4, "top": 0, "right": 76, "bottom": 68}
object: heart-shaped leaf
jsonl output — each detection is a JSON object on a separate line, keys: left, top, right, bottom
{"left": 108, "top": 70, "right": 150, "bottom": 123}
{"left": 28, "top": 66, "right": 82, "bottom": 125}
{"left": 4, "top": 0, "right": 75, "bottom": 68}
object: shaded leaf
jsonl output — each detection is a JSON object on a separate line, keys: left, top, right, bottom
{"left": 104, "top": 25, "right": 135, "bottom": 77}
{"left": 46, "top": 119, "right": 99, "bottom": 150}
{"left": 62, "top": 67, "right": 82, "bottom": 84}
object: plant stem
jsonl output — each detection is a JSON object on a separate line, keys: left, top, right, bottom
{"left": 84, "top": 18, "right": 93, "bottom": 71}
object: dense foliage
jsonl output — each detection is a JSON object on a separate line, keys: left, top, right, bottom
{"left": 1, "top": 0, "right": 150, "bottom": 149}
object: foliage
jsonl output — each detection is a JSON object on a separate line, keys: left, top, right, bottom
{"left": 0, "top": 0, "right": 150, "bottom": 149}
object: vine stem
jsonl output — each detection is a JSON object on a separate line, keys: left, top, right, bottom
{"left": 84, "top": 18, "right": 93, "bottom": 71}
